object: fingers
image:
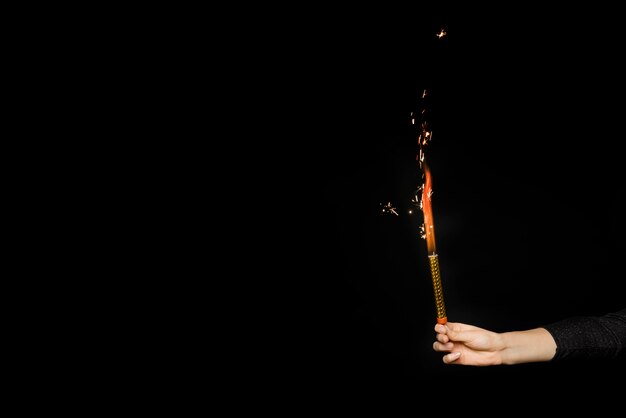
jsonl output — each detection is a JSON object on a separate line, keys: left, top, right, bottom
{"left": 442, "top": 352, "right": 461, "bottom": 364}
{"left": 434, "top": 322, "right": 471, "bottom": 342}
{"left": 434, "top": 322, "right": 472, "bottom": 334}
{"left": 436, "top": 332, "right": 449, "bottom": 343}
{"left": 433, "top": 341, "right": 454, "bottom": 352}
{"left": 433, "top": 336, "right": 461, "bottom": 363}
{"left": 448, "top": 322, "right": 484, "bottom": 333}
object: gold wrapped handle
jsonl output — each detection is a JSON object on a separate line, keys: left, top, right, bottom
{"left": 428, "top": 254, "right": 447, "bottom": 324}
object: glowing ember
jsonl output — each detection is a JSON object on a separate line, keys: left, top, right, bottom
{"left": 421, "top": 163, "right": 437, "bottom": 254}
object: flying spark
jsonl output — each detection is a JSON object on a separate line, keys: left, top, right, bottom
{"left": 412, "top": 188, "right": 423, "bottom": 210}
{"left": 436, "top": 29, "right": 447, "bottom": 39}
{"left": 381, "top": 202, "right": 399, "bottom": 216}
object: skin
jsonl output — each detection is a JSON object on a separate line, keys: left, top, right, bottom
{"left": 433, "top": 322, "right": 557, "bottom": 365}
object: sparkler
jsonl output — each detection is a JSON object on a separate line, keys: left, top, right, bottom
{"left": 380, "top": 29, "right": 449, "bottom": 324}
{"left": 416, "top": 29, "right": 448, "bottom": 324}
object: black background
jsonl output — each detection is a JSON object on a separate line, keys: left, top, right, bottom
{"left": 268, "top": 6, "right": 625, "bottom": 401}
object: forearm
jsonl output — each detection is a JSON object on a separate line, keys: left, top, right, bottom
{"left": 499, "top": 328, "right": 556, "bottom": 365}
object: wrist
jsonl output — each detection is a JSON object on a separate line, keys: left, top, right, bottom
{"left": 499, "top": 331, "right": 519, "bottom": 365}
{"left": 491, "top": 332, "right": 508, "bottom": 365}
{"left": 499, "top": 328, "right": 556, "bottom": 365}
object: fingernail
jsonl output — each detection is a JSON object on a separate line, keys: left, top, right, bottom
{"left": 435, "top": 325, "right": 444, "bottom": 333}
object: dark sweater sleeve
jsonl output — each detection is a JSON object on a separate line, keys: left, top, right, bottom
{"left": 542, "top": 309, "right": 626, "bottom": 360}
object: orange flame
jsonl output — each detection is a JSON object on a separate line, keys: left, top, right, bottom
{"left": 422, "top": 163, "right": 436, "bottom": 255}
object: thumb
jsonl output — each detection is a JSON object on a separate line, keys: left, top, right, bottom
{"left": 445, "top": 324, "right": 472, "bottom": 342}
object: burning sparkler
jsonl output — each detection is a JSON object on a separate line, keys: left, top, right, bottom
{"left": 415, "top": 37, "right": 448, "bottom": 323}
{"left": 421, "top": 162, "right": 447, "bottom": 324}
{"left": 379, "top": 29, "right": 449, "bottom": 324}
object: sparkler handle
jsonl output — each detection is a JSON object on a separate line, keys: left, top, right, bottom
{"left": 428, "top": 254, "right": 447, "bottom": 324}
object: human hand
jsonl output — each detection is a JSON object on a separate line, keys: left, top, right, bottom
{"left": 433, "top": 322, "right": 506, "bottom": 366}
